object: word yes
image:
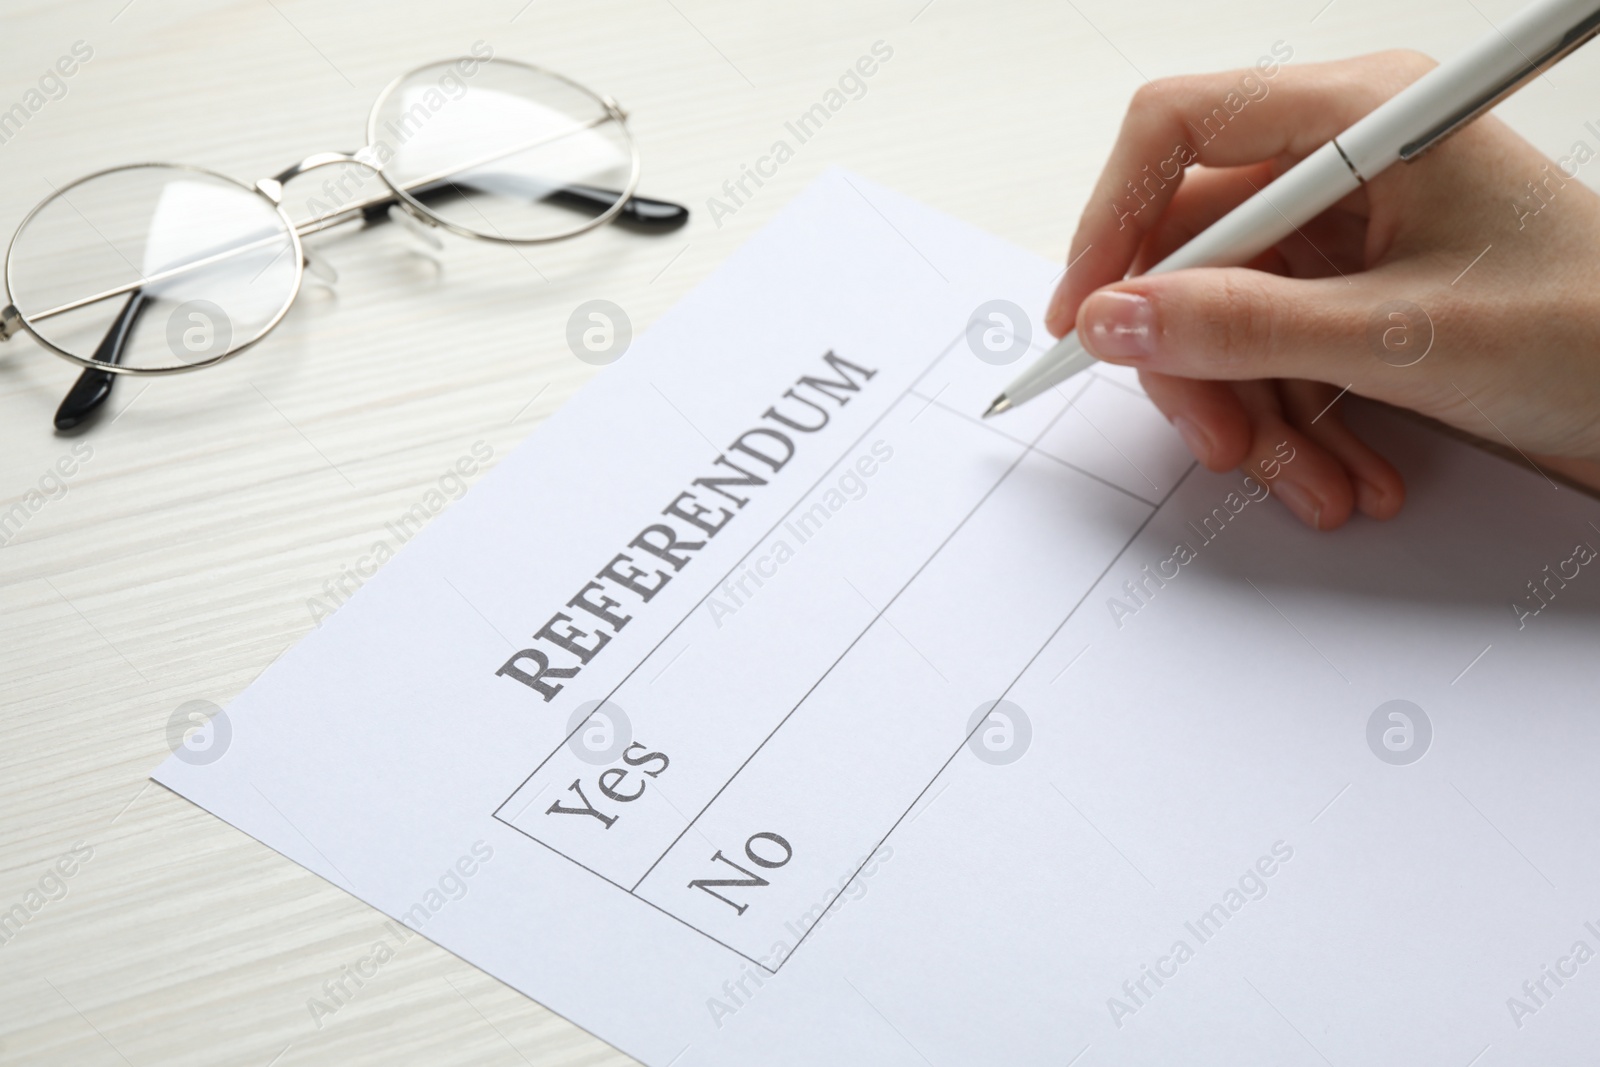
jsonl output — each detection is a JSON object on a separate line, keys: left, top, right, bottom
{"left": 546, "top": 742, "right": 671, "bottom": 828}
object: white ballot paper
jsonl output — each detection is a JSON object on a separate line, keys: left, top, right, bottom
{"left": 157, "top": 170, "right": 1600, "bottom": 1065}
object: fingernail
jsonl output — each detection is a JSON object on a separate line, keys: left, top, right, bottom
{"left": 1081, "top": 291, "right": 1155, "bottom": 360}
{"left": 1273, "top": 480, "right": 1322, "bottom": 530}
{"left": 1171, "top": 417, "right": 1210, "bottom": 464}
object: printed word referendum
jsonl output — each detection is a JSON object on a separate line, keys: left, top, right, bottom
{"left": 497, "top": 351, "right": 880, "bottom": 702}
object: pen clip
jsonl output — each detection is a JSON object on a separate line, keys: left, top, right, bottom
{"left": 1399, "top": 7, "right": 1600, "bottom": 161}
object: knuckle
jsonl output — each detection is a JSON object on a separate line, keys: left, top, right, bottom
{"left": 1130, "top": 76, "right": 1186, "bottom": 115}
{"left": 1199, "top": 275, "right": 1275, "bottom": 370}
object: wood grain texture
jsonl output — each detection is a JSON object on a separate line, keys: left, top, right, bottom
{"left": 2, "top": 0, "right": 1597, "bottom": 1063}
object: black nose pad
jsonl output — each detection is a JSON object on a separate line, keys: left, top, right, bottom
{"left": 54, "top": 289, "right": 148, "bottom": 433}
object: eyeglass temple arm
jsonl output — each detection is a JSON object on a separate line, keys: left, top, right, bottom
{"left": 358, "top": 179, "right": 689, "bottom": 233}
{"left": 54, "top": 289, "right": 147, "bottom": 432}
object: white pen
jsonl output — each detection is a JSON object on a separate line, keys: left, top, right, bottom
{"left": 984, "top": 0, "right": 1600, "bottom": 418}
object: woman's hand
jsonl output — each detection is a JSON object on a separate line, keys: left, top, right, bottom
{"left": 1046, "top": 51, "right": 1600, "bottom": 529}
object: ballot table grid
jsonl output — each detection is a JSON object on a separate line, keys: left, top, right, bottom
{"left": 490, "top": 333, "right": 1195, "bottom": 972}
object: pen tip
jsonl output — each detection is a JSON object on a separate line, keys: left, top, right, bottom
{"left": 982, "top": 395, "right": 1011, "bottom": 419}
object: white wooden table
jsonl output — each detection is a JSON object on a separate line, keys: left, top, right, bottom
{"left": 3, "top": 1, "right": 1597, "bottom": 1063}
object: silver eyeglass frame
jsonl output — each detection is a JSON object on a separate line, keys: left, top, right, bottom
{"left": 0, "top": 56, "right": 642, "bottom": 377}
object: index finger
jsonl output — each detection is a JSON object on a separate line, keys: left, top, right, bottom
{"left": 1045, "top": 49, "right": 1435, "bottom": 335}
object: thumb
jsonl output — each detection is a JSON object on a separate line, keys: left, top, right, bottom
{"left": 1075, "top": 269, "right": 1400, "bottom": 388}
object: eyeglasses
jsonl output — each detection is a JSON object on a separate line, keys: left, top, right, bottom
{"left": 0, "top": 54, "right": 687, "bottom": 430}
